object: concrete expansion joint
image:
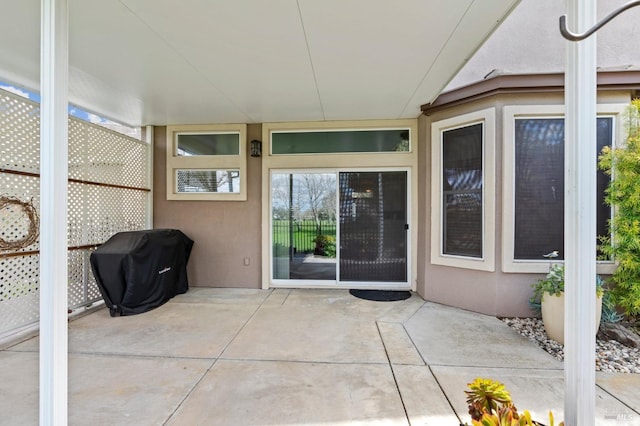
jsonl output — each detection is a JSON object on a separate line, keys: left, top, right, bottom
{"left": 217, "top": 357, "right": 389, "bottom": 366}
{"left": 426, "top": 363, "right": 565, "bottom": 371}
{"left": 595, "top": 382, "right": 640, "bottom": 417}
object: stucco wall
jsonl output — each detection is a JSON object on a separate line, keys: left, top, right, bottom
{"left": 447, "top": 0, "right": 640, "bottom": 91}
{"left": 417, "top": 91, "right": 631, "bottom": 317}
{"left": 153, "top": 124, "right": 262, "bottom": 288}
{"left": 150, "top": 88, "right": 631, "bottom": 314}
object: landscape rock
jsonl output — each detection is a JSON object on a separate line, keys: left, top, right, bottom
{"left": 597, "top": 323, "right": 640, "bottom": 349}
{"left": 502, "top": 317, "right": 640, "bottom": 373}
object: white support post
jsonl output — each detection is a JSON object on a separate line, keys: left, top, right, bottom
{"left": 564, "top": 0, "right": 597, "bottom": 425}
{"left": 39, "top": 0, "right": 69, "bottom": 424}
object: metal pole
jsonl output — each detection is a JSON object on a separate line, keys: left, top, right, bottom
{"left": 289, "top": 174, "right": 294, "bottom": 261}
{"left": 377, "top": 172, "right": 384, "bottom": 259}
{"left": 564, "top": 0, "right": 597, "bottom": 424}
{"left": 39, "top": 0, "right": 69, "bottom": 424}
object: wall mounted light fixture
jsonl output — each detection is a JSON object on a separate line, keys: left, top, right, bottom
{"left": 250, "top": 139, "right": 262, "bottom": 157}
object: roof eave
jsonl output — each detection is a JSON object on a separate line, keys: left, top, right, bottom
{"left": 421, "top": 70, "right": 640, "bottom": 115}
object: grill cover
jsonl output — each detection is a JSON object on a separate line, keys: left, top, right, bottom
{"left": 90, "top": 229, "right": 194, "bottom": 316}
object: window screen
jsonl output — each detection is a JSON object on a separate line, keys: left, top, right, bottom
{"left": 441, "top": 123, "right": 483, "bottom": 258}
{"left": 513, "top": 117, "right": 612, "bottom": 260}
{"left": 176, "top": 170, "right": 240, "bottom": 193}
{"left": 339, "top": 171, "right": 407, "bottom": 281}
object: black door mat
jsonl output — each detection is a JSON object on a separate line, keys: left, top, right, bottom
{"left": 349, "top": 289, "right": 411, "bottom": 302}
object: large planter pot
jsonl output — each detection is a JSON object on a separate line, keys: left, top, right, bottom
{"left": 541, "top": 292, "right": 602, "bottom": 345}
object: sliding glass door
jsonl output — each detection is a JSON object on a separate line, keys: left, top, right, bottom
{"left": 338, "top": 171, "right": 407, "bottom": 282}
{"left": 271, "top": 170, "right": 408, "bottom": 287}
{"left": 271, "top": 172, "right": 337, "bottom": 281}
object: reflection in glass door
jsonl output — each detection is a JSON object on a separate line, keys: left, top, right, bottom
{"left": 271, "top": 172, "right": 337, "bottom": 281}
{"left": 271, "top": 170, "right": 408, "bottom": 285}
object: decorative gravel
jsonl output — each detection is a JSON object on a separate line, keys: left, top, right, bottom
{"left": 501, "top": 317, "right": 640, "bottom": 374}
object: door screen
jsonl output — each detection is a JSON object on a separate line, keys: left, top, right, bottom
{"left": 339, "top": 171, "right": 407, "bottom": 282}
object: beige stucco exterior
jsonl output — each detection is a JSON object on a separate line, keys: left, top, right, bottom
{"left": 151, "top": 76, "right": 637, "bottom": 318}
{"left": 446, "top": 0, "right": 640, "bottom": 91}
{"left": 154, "top": 124, "right": 263, "bottom": 289}
{"left": 418, "top": 87, "right": 633, "bottom": 317}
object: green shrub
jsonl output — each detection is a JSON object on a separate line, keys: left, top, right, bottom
{"left": 598, "top": 99, "right": 640, "bottom": 317}
{"left": 601, "top": 290, "right": 624, "bottom": 323}
{"left": 313, "top": 235, "right": 336, "bottom": 258}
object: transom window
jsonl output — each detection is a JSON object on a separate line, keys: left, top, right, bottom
{"left": 271, "top": 129, "right": 410, "bottom": 154}
{"left": 166, "top": 124, "right": 247, "bottom": 201}
{"left": 176, "top": 133, "right": 240, "bottom": 156}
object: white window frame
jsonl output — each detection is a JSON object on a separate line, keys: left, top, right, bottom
{"left": 270, "top": 128, "right": 412, "bottom": 155}
{"left": 502, "top": 104, "right": 625, "bottom": 273}
{"left": 430, "top": 108, "right": 496, "bottom": 271}
{"left": 261, "top": 119, "right": 419, "bottom": 291}
{"left": 166, "top": 124, "right": 247, "bottom": 201}
{"left": 268, "top": 167, "right": 412, "bottom": 290}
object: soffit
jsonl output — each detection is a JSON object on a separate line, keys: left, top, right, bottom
{"left": 0, "top": 0, "right": 520, "bottom": 126}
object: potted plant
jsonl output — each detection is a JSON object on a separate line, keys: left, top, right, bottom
{"left": 529, "top": 264, "right": 604, "bottom": 344}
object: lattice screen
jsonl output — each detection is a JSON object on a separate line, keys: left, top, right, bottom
{"left": 69, "top": 120, "right": 148, "bottom": 188}
{"left": 0, "top": 91, "right": 40, "bottom": 174}
{"left": 0, "top": 255, "right": 40, "bottom": 331}
{"left": 0, "top": 88, "right": 150, "bottom": 335}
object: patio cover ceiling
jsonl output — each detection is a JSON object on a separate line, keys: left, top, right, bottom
{"left": 1, "top": 0, "right": 519, "bottom": 127}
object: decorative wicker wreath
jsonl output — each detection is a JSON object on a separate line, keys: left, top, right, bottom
{"left": 0, "top": 196, "right": 39, "bottom": 251}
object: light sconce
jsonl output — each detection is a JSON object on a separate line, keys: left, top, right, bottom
{"left": 250, "top": 139, "right": 262, "bottom": 157}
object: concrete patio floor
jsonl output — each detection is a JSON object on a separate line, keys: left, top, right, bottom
{"left": 1, "top": 288, "right": 639, "bottom": 425}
